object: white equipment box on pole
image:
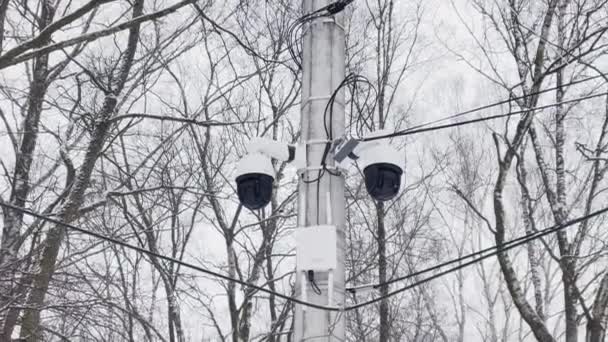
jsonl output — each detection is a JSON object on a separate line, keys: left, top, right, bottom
{"left": 295, "top": 225, "right": 337, "bottom": 271}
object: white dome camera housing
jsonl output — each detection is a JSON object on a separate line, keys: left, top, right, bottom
{"left": 234, "top": 153, "right": 275, "bottom": 210}
{"left": 358, "top": 142, "right": 403, "bottom": 201}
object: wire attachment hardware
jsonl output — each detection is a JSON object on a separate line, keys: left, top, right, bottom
{"left": 326, "top": 0, "right": 355, "bottom": 14}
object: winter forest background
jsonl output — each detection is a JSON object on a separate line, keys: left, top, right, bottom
{"left": 1, "top": 0, "right": 608, "bottom": 341}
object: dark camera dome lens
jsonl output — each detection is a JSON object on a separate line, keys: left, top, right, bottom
{"left": 363, "top": 163, "right": 403, "bottom": 201}
{"left": 236, "top": 174, "right": 274, "bottom": 210}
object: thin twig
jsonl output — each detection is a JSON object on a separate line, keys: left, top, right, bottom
{"left": 108, "top": 113, "right": 255, "bottom": 127}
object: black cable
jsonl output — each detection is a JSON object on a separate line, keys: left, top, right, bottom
{"left": 0, "top": 202, "right": 334, "bottom": 312}
{"left": 401, "top": 73, "right": 606, "bottom": 134}
{"left": 2, "top": 202, "right": 606, "bottom": 312}
{"left": 308, "top": 270, "right": 323, "bottom": 295}
{"left": 324, "top": 74, "right": 377, "bottom": 141}
{"left": 302, "top": 169, "right": 326, "bottom": 184}
{"left": 362, "top": 91, "right": 608, "bottom": 142}
{"left": 287, "top": 0, "right": 354, "bottom": 70}
{"left": 288, "top": 13, "right": 327, "bottom": 70}
{"left": 346, "top": 206, "right": 608, "bottom": 310}
{"left": 301, "top": 73, "right": 377, "bottom": 204}
{"left": 303, "top": 74, "right": 373, "bottom": 188}
{"left": 321, "top": 74, "right": 377, "bottom": 162}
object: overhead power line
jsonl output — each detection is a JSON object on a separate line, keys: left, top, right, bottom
{"left": 362, "top": 72, "right": 608, "bottom": 142}
{"left": 362, "top": 91, "right": 607, "bottom": 142}
{"left": 0, "top": 202, "right": 332, "bottom": 312}
{"left": 407, "top": 73, "right": 606, "bottom": 132}
{"left": 346, "top": 206, "right": 608, "bottom": 310}
{"left": 2, "top": 202, "right": 607, "bottom": 312}
{"left": 348, "top": 204, "right": 608, "bottom": 291}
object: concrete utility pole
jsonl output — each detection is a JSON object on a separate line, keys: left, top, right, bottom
{"left": 294, "top": 0, "right": 346, "bottom": 340}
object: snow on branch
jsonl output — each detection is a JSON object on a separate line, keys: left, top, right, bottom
{"left": 0, "top": 0, "right": 195, "bottom": 69}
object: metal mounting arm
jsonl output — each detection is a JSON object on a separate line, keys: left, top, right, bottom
{"left": 246, "top": 137, "right": 306, "bottom": 170}
{"left": 248, "top": 137, "right": 296, "bottom": 162}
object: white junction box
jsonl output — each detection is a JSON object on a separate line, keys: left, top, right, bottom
{"left": 296, "top": 225, "right": 337, "bottom": 272}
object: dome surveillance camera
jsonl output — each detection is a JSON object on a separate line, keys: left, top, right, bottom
{"left": 234, "top": 138, "right": 303, "bottom": 210}
{"left": 234, "top": 153, "right": 275, "bottom": 210}
{"left": 358, "top": 143, "right": 403, "bottom": 201}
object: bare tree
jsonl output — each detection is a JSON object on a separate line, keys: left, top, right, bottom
{"left": 448, "top": 0, "right": 608, "bottom": 341}
{"left": 0, "top": 0, "right": 265, "bottom": 340}
{"left": 342, "top": 1, "right": 434, "bottom": 340}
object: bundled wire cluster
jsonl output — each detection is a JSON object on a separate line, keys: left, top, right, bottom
{"left": 287, "top": 0, "right": 355, "bottom": 70}
{"left": 305, "top": 73, "right": 378, "bottom": 229}
{"left": 324, "top": 74, "right": 378, "bottom": 141}
{"left": 303, "top": 74, "right": 378, "bottom": 185}
{"left": 287, "top": 10, "right": 328, "bottom": 70}
{"left": 323, "top": 74, "right": 378, "bottom": 168}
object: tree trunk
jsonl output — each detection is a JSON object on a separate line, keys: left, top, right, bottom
{"left": 516, "top": 143, "right": 546, "bottom": 322}
{"left": 165, "top": 286, "right": 185, "bottom": 342}
{"left": 586, "top": 319, "right": 605, "bottom": 342}
{"left": 265, "top": 240, "right": 277, "bottom": 342}
{"left": 128, "top": 194, "right": 186, "bottom": 342}
{"left": 491, "top": 0, "right": 560, "bottom": 340}
{"left": 17, "top": 0, "right": 144, "bottom": 339}
{"left": 226, "top": 238, "right": 239, "bottom": 342}
{"left": 19, "top": 95, "right": 117, "bottom": 341}
{"left": 0, "top": 2, "right": 56, "bottom": 338}
{"left": 0, "top": 0, "right": 9, "bottom": 52}
{"left": 376, "top": 201, "right": 389, "bottom": 342}
{"left": 587, "top": 272, "right": 608, "bottom": 342}
{"left": 556, "top": 3, "right": 578, "bottom": 341}
{"left": 494, "top": 140, "right": 555, "bottom": 342}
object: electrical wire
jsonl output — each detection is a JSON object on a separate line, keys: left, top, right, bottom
{"left": 324, "top": 74, "right": 378, "bottom": 141}
{"left": 320, "top": 74, "right": 377, "bottom": 171}
{"left": 287, "top": 0, "right": 354, "bottom": 70}
{"left": 302, "top": 74, "right": 374, "bottom": 190}
{"left": 302, "top": 73, "right": 376, "bottom": 222}
{"left": 348, "top": 204, "right": 608, "bottom": 290}
{"left": 302, "top": 170, "right": 327, "bottom": 184}
{"left": 308, "top": 270, "right": 323, "bottom": 295}
{"left": 345, "top": 206, "right": 608, "bottom": 310}
{"left": 0, "top": 202, "right": 334, "bottom": 312}
{"left": 308, "top": 74, "right": 376, "bottom": 224}
{"left": 402, "top": 73, "right": 607, "bottom": 134}
{"left": 3, "top": 202, "right": 607, "bottom": 312}
{"left": 287, "top": 12, "right": 328, "bottom": 70}
{"left": 361, "top": 91, "right": 608, "bottom": 142}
